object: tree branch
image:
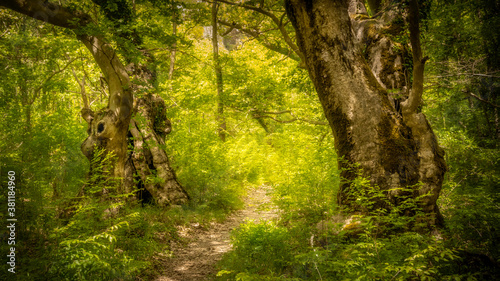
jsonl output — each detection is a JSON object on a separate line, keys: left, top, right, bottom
{"left": 2, "top": 0, "right": 133, "bottom": 122}
{"left": 253, "top": 114, "right": 296, "bottom": 123}
{"left": 430, "top": 73, "right": 500, "bottom": 79}
{"left": 79, "top": 35, "right": 132, "bottom": 121}
{"left": 0, "top": 0, "right": 91, "bottom": 29}
{"left": 0, "top": 27, "right": 9, "bottom": 38}
{"left": 220, "top": 25, "right": 234, "bottom": 37}
{"left": 253, "top": 114, "right": 328, "bottom": 125}
{"left": 402, "top": 0, "right": 425, "bottom": 114}
{"left": 168, "top": 2, "right": 178, "bottom": 81}
{"left": 218, "top": 19, "right": 301, "bottom": 62}
{"left": 32, "top": 57, "right": 77, "bottom": 103}
{"left": 251, "top": 109, "right": 291, "bottom": 115}
{"left": 149, "top": 47, "right": 213, "bottom": 70}
{"left": 464, "top": 91, "right": 500, "bottom": 108}
{"left": 67, "top": 58, "right": 95, "bottom": 124}
{"left": 218, "top": 19, "right": 260, "bottom": 37}
{"left": 212, "top": 0, "right": 304, "bottom": 63}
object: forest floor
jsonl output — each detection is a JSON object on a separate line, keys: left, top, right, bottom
{"left": 154, "top": 186, "right": 278, "bottom": 281}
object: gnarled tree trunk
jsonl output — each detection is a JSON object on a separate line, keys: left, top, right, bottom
{"left": 3, "top": 0, "right": 189, "bottom": 206}
{"left": 127, "top": 94, "right": 189, "bottom": 205}
{"left": 285, "top": 0, "right": 446, "bottom": 226}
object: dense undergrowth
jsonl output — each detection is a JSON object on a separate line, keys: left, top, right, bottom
{"left": 1, "top": 1, "right": 499, "bottom": 280}
{"left": 214, "top": 126, "right": 500, "bottom": 281}
{"left": 1, "top": 107, "right": 497, "bottom": 280}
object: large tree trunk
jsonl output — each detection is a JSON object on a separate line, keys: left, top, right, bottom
{"left": 285, "top": 0, "right": 446, "bottom": 226}
{"left": 3, "top": 0, "right": 189, "bottom": 206}
{"left": 78, "top": 35, "right": 134, "bottom": 189}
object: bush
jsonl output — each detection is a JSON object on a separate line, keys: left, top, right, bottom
{"left": 218, "top": 221, "right": 293, "bottom": 279}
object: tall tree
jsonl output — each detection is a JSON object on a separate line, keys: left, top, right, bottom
{"left": 284, "top": 0, "right": 447, "bottom": 226}
{"left": 168, "top": 2, "right": 178, "bottom": 81}
{"left": 1, "top": 0, "right": 189, "bottom": 205}
{"left": 211, "top": 0, "right": 227, "bottom": 141}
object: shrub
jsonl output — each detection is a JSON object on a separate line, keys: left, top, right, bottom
{"left": 218, "top": 221, "right": 293, "bottom": 279}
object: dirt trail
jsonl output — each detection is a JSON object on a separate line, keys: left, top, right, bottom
{"left": 154, "top": 186, "right": 278, "bottom": 281}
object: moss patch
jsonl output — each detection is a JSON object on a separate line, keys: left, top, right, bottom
{"left": 377, "top": 113, "right": 420, "bottom": 189}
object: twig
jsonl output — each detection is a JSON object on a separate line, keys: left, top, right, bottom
{"left": 430, "top": 73, "right": 500, "bottom": 79}
{"left": 463, "top": 91, "right": 500, "bottom": 108}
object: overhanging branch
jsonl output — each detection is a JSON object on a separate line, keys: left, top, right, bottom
{"left": 218, "top": 19, "right": 301, "bottom": 62}
{"left": 211, "top": 0, "right": 304, "bottom": 63}
{"left": 463, "top": 91, "right": 500, "bottom": 108}
{"left": 2, "top": 0, "right": 133, "bottom": 122}
{"left": 0, "top": 0, "right": 91, "bottom": 29}
{"left": 430, "top": 73, "right": 500, "bottom": 79}
{"left": 402, "top": 0, "right": 425, "bottom": 115}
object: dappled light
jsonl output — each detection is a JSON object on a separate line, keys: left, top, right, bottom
{"left": 0, "top": 0, "right": 498, "bottom": 280}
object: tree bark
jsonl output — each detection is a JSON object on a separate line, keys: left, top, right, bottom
{"left": 285, "top": 0, "right": 446, "bottom": 226}
{"left": 2, "top": 0, "right": 189, "bottom": 205}
{"left": 128, "top": 94, "right": 189, "bottom": 205}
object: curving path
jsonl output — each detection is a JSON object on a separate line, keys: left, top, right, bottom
{"left": 154, "top": 186, "right": 278, "bottom": 281}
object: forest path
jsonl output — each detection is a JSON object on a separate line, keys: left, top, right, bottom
{"left": 154, "top": 186, "right": 278, "bottom": 281}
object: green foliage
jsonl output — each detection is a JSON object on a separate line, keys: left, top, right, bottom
{"left": 45, "top": 148, "right": 142, "bottom": 280}
{"left": 1, "top": 1, "right": 499, "bottom": 280}
{"left": 433, "top": 130, "right": 500, "bottom": 279}
{"left": 220, "top": 221, "right": 293, "bottom": 278}
{"left": 50, "top": 214, "right": 140, "bottom": 280}
{"left": 270, "top": 130, "right": 339, "bottom": 224}
{"left": 422, "top": 2, "right": 500, "bottom": 277}
{"left": 87, "top": 147, "right": 120, "bottom": 193}
{"left": 219, "top": 176, "right": 465, "bottom": 280}
{"left": 165, "top": 107, "right": 246, "bottom": 216}
{"left": 0, "top": 11, "right": 90, "bottom": 280}
{"left": 294, "top": 234, "right": 458, "bottom": 281}
{"left": 297, "top": 179, "right": 460, "bottom": 280}
{"left": 424, "top": 0, "right": 499, "bottom": 148}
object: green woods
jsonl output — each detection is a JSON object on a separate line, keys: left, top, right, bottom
{"left": 0, "top": 0, "right": 498, "bottom": 280}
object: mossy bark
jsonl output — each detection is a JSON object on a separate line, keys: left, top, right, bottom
{"left": 80, "top": 90, "right": 189, "bottom": 206}
{"left": 286, "top": 0, "right": 446, "bottom": 226}
{"left": 78, "top": 48, "right": 189, "bottom": 206}
{"left": 127, "top": 94, "right": 189, "bottom": 205}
